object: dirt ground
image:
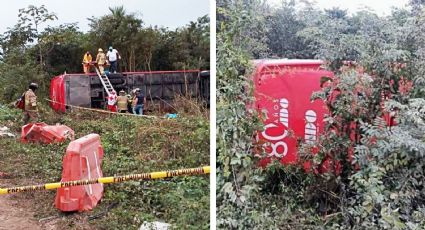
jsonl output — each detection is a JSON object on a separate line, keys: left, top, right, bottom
{"left": 0, "top": 179, "right": 58, "bottom": 230}
{"left": 0, "top": 178, "right": 97, "bottom": 230}
{"left": 0, "top": 130, "right": 96, "bottom": 230}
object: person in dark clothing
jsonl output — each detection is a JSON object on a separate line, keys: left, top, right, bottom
{"left": 133, "top": 89, "right": 146, "bottom": 115}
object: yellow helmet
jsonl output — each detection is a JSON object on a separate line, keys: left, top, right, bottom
{"left": 98, "top": 48, "right": 103, "bottom": 52}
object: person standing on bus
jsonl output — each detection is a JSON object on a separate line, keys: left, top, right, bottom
{"left": 82, "top": 51, "right": 92, "bottom": 74}
{"left": 96, "top": 48, "right": 107, "bottom": 75}
{"left": 106, "top": 46, "right": 121, "bottom": 73}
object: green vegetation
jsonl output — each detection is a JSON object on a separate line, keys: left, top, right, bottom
{"left": 0, "top": 4, "right": 210, "bottom": 230}
{"left": 0, "top": 104, "right": 209, "bottom": 229}
{"left": 217, "top": 0, "right": 425, "bottom": 229}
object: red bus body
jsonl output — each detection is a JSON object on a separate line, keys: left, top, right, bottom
{"left": 50, "top": 70, "right": 210, "bottom": 112}
{"left": 253, "top": 59, "right": 333, "bottom": 166}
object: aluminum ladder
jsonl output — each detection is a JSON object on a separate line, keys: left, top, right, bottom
{"left": 95, "top": 67, "right": 115, "bottom": 96}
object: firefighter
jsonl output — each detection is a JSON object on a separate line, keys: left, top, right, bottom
{"left": 116, "top": 90, "right": 129, "bottom": 113}
{"left": 107, "top": 91, "right": 117, "bottom": 112}
{"left": 127, "top": 93, "right": 133, "bottom": 113}
{"left": 23, "top": 83, "right": 39, "bottom": 124}
{"left": 82, "top": 51, "right": 92, "bottom": 74}
{"left": 96, "top": 48, "right": 107, "bottom": 75}
{"left": 130, "top": 88, "right": 139, "bottom": 114}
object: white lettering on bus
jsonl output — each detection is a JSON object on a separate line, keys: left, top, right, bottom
{"left": 261, "top": 98, "right": 289, "bottom": 158}
{"left": 304, "top": 110, "right": 317, "bottom": 143}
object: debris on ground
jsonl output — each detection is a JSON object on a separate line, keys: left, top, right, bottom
{"left": 0, "top": 172, "right": 11, "bottom": 178}
{"left": 21, "top": 123, "right": 75, "bottom": 144}
{"left": 38, "top": 215, "right": 60, "bottom": 223}
{"left": 139, "top": 221, "right": 171, "bottom": 230}
{"left": 0, "top": 126, "right": 15, "bottom": 138}
{"left": 164, "top": 113, "right": 177, "bottom": 119}
{"left": 88, "top": 202, "right": 119, "bottom": 221}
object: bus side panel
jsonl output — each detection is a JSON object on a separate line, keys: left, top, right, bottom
{"left": 69, "top": 75, "right": 91, "bottom": 108}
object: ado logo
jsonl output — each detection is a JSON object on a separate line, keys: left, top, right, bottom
{"left": 261, "top": 98, "right": 289, "bottom": 158}
{"left": 304, "top": 110, "right": 317, "bottom": 143}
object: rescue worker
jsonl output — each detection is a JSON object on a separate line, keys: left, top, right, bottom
{"left": 23, "top": 83, "right": 39, "bottom": 124}
{"left": 127, "top": 93, "right": 133, "bottom": 113}
{"left": 116, "top": 90, "right": 129, "bottom": 113}
{"left": 107, "top": 90, "right": 117, "bottom": 112}
{"left": 131, "top": 88, "right": 139, "bottom": 113}
{"left": 96, "top": 48, "right": 107, "bottom": 75}
{"left": 133, "top": 89, "right": 146, "bottom": 115}
{"left": 106, "top": 46, "right": 121, "bottom": 73}
{"left": 82, "top": 51, "right": 92, "bottom": 74}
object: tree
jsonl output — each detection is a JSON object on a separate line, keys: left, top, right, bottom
{"left": 16, "top": 5, "right": 58, "bottom": 67}
{"left": 325, "top": 7, "right": 348, "bottom": 19}
{"left": 134, "top": 27, "right": 161, "bottom": 71}
{"left": 266, "top": 0, "right": 315, "bottom": 58}
{"left": 217, "top": 0, "right": 272, "bottom": 228}
{"left": 88, "top": 6, "right": 143, "bottom": 72}
{"left": 170, "top": 15, "right": 210, "bottom": 70}
{"left": 0, "top": 24, "right": 34, "bottom": 65}
{"left": 38, "top": 23, "right": 85, "bottom": 75}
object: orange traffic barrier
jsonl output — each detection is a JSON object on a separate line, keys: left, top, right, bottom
{"left": 55, "top": 134, "right": 104, "bottom": 212}
{"left": 21, "top": 123, "right": 74, "bottom": 144}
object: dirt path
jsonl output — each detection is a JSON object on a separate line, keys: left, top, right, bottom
{"left": 0, "top": 193, "right": 43, "bottom": 230}
{"left": 0, "top": 141, "right": 94, "bottom": 230}
{"left": 0, "top": 125, "right": 97, "bottom": 230}
{"left": 0, "top": 179, "right": 59, "bottom": 230}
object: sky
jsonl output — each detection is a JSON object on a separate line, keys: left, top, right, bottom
{"left": 0, "top": 0, "right": 210, "bottom": 34}
{"left": 0, "top": 0, "right": 409, "bottom": 34}
{"left": 268, "top": 0, "right": 409, "bottom": 16}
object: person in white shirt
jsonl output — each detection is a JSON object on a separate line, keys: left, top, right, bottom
{"left": 106, "top": 46, "right": 121, "bottom": 73}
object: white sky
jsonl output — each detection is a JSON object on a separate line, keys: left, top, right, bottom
{"left": 0, "top": 0, "right": 210, "bottom": 33}
{"left": 268, "top": 0, "right": 409, "bottom": 16}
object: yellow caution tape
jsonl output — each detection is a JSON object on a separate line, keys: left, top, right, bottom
{"left": 45, "top": 99, "right": 158, "bottom": 119}
{"left": 0, "top": 166, "right": 210, "bottom": 195}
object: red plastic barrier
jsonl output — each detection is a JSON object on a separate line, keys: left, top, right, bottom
{"left": 55, "top": 134, "right": 104, "bottom": 212}
{"left": 21, "top": 123, "right": 75, "bottom": 144}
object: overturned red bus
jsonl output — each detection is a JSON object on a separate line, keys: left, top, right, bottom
{"left": 253, "top": 59, "right": 398, "bottom": 172}
{"left": 50, "top": 70, "right": 210, "bottom": 112}
{"left": 252, "top": 59, "right": 334, "bottom": 166}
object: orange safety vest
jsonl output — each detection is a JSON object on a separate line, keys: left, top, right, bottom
{"left": 83, "top": 54, "right": 92, "bottom": 63}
